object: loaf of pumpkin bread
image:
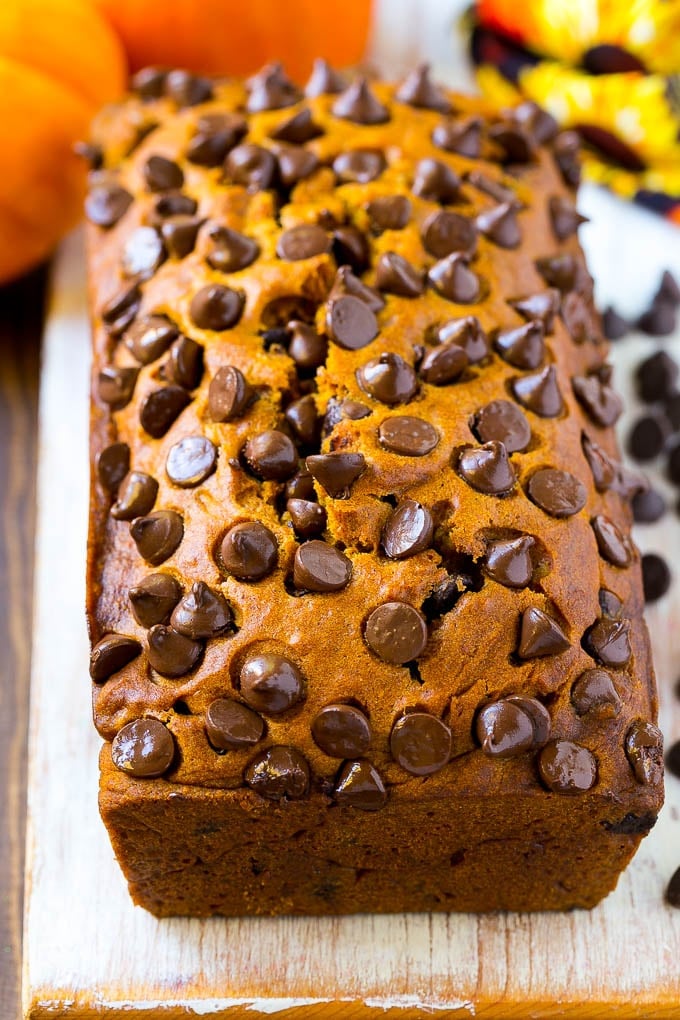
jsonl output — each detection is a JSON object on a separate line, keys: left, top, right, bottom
{"left": 85, "top": 62, "right": 664, "bottom": 916}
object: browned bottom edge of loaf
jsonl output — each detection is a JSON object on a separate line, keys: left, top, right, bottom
{"left": 99, "top": 750, "right": 657, "bottom": 917}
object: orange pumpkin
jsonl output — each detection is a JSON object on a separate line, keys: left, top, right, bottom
{"left": 0, "top": 0, "right": 125, "bottom": 284}
{"left": 93, "top": 0, "right": 372, "bottom": 82}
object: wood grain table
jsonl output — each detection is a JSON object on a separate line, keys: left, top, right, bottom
{"left": 0, "top": 267, "right": 46, "bottom": 1020}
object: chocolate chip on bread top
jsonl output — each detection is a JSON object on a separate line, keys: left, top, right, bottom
{"left": 85, "top": 62, "right": 663, "bottom": 916}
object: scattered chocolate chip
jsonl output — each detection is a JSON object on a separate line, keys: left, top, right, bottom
{"left": 432, "top": 116, "right": 482, "bottom": 157}
{"left": 96, "top": 442, "right": 130, "bottom": 492}
{"left": 240, "top": 651, "right": 304, "bottom": 714}
{"left": 627, "top": 413, "right": 670, "bottom": 461}
{"left": 85, "top": 184, "right": 133, "bottom": 228}
{"left": 665, "top": 868, "right": 680, "bottom": 908}
{"left": 381, "top": 500, "right": 433, "bottom": 560}
{"left": 583, "top": 617, "right": 631, "bottom": 667}
{"left": 625, "top": 720, "right": 663, "bottom": 785}
{"left": 147, "top": 624, "right": 202, "bottom": 677}
{"left": 120, "top": 226, "right": 165, "bottom": 279}
{"left": 208, "top": 365, "right": 252, "bottom": 422}
{"left": 512, "top": 365, "right": 564, "bottom": 418}
{"left": 378, "top": 416, "right": 438, "bottom": 456}
{"left": 245, "top": 746, "right": 310, "bottom": 799}
{"left": 435, "top": 316, "right": 489, "bottom": 362}
{"left": 488, "top": 122, "right": 535, "bottom": 163}
{"left": 246, "top": 62, "right": 301, "bottom": 113}
{"left": 276, "top": 223, "right": 330, "bottom": 262}
{"left": 276, "top": 144, "right": 320, "bottom": 188}
{"left": 357, "top": 353, "right": 418, "bottom": 405}
{"left": 331, "top": 225, "right": 370, "bottom": 274}
{"left": 293, "top": 540, "right": 352, "bottom": 592}
{"left": 328, "top": 266, "right": 385, "bottom": 313}
{"left": 591, "top": 515, "right": 630, "bottom": 568}
{"left": 632, "top": 486, "right": 666, "bottom": 523}
{"left": 130, "top": 511, "right": 184, "bottom": 566}
{"left": 571, "top": 669, "right": 621, "bottom": 717}
{"left": 495, "top": 321, "right": 544, "bottom": 370}
{"left": 549, "top": 196, "right": 587, "bottom": 241}
{"left": 665, "top": 392, "right": 680, "bottom": 429}
{"left": 305, "top": 58, "right": 346, "bottom": 97}
{"left": 97, "top": 366, "right": 139, "bottom": 410}
{"left": 412, "top": 158, "right": 461, "bottom": 203}
{"left": 419, "top": 343, "right": 468, "bottom": 385}
{"left": 636, "top": 351, "right": 678, "bottom": 402}
{"left": 326, "top": 295, "right": 379, "bottom": 350}
{"left": 190, "top": 284, "right": 244, "bottom": 331}
{"left": 219, "top": 522, "right": 278, "bottom": 580}
{"left": 538, "top": 740, "right": 597, "bottom": 793}
{"left": 572, "top": 374, "right": 623, "bottom": 427}
{"left": 396, "top": 64, "right": 451, "bottom": 113}
{"left": 166, "top": 435, "right": 217, "bottom": 488}
{"left": 285, "top": 395, "right": 320, "bottom": 448}
{"left": 366, "top": 194, "right": 411, "bottom": 233}
{"left": 139, "top": 386, "right": 190, "bottom": 438}
{"left": 306, "top": 452, "right": 366, "bottom": 498}
{"left": 484, "top": 535, "right": 535, "bottom": 588}
{"left": 365, "top": 602, "right": 428, "bottom": 665}
{"left": 288, "top": 321, "right": 327, "bottom": 370}
{"left": 205, "top": 225, "right": 260, "bottom": 273}
{"left": 89, "top": 633, "right": 142, "bottom": 682}
{"left": 332, "top": 77, "right": 389, "bottom": 125}
{"left": 334, "top": 760, "right": 386, "bottom": 810}
{"left": 666, "top": 739, "right": 680, "bottom": 779}
{"left": 642, "top": 553, "right": 671, "bottom": 602}
{"left": 601, "top": 306, "right": 629, "bottom": 340}
{"left": 143, "top": 154, "right": 184, "bottom": 192}
{"left": 112, "top": 718, "right": 175, "bottom": 777}
{"left": 475, "top": 696, "right": 548, "bottom": 757}
{"left": 224, "top": 143, "right": 277, "bottom": 192}
{"left": 509, "top": 290, "right": 560, "bottom": 333}
{"left": 421, "top": 210, "right": 477, "bottom": 259}
{"left": 270, "top": 107, "right": 322, "bottom": 145}
{"left": 287, "top": 498, "right": 326, "bottom": 539}
{"left": 428, "top": 254, "right": 481, "bottom": 303}
{"left": 657, "top": 270, "right": 680, "bottom": 307}
{"left": 527, "top": 468, "right": 587, "bottom": 518}
{"left": 457, "top": 441, "right": 515, "bottom": 495}
{"left": 375, "top": 252, "right": 423, "bottom": 298}
{"left": 164, "top": 336, "right": 204, "bottom": 390}
{"left": 110, "top": 471, "right": 158, "bottom": 521}
{"left": 129, "top": 572, "right": 182, "bottom": 628}
{"left": 332, "top": 149, "right": 386, "bottom": 184}
{"left": 165, "top": 70, "right": 213, "bottom": 107}
{"left": 476, "top": 202, "right": 521, "bottom": 248}
{"left": 637, "top": 301, "right": 677, "bottom": 337}
{"left": 205, "top": 698, "right": 264, "bottom": 751}
{"left": 243, "top": 430, "right": 297, "bottom": 481}
{"left": 669, "top": 443, "right": 680, "bottom": 485}
{"left": 518, "top": 607, "right": 570, "bottom": 658}
{"left": 390, "top": 713, "right": 451, "bottom": 775}
{"left": 170, "top": 581, "right": 232, "bottom": 639}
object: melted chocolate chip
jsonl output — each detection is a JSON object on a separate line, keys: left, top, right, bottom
{"left": 412, "top": 158, "right": 461, "bottom": 203}
{"left": 170, "top": 581, "right": 232, "bottom": 639}
{"left": 245, "top": 746, "right": 310, "bottom": 799}
{"left": 246, "top": 63, "right": 301, "bottom": 113}
{"left": 208, "top": 366, "right": 252, "bottom": 422}
{"left": 149, "top": 192, "right": 198, "bottom": 224}
{"left": 475, "top": 697, "right": 548, "bottom": 757}
{"left": 421, "top": 210, "right": 477, "bottom": 259}
{"left": 419, "top": 343, "right": 468, "bottom": 385}
{"left": 625, "top": 720, "right": 663, "bottom": 785}
{"left": 428, "top": 254, "right": 481, "bottom": 304}
{"left": 583, "top": 617, "right": 631, "bottom": 667}
{"left": 206, "top": 698, "right": 264, "bottom": 751}
{"left": 518, "top": 607, "right": 570, "bottom": 658}
{"left": 326, "top": 296, "right": 379, "bottom": 350}
{"left": 357, "top": 353, "right": 418, "bottom": 405}
{"left": 527, "top": 468, "right": 587, "bottom": 518}
{"left": 293, "top": 540, "right": 352, "bottom": 592}
{"left": 240, "top": 651, "right": 304, "bottom": 714}
{"left": 432, "top": 116, "right": 482, "bottom": 157}
{"left": 376, "top": 252, "right": 424, "bottom": 298}
{"left": 457, "top": 441, "right": 515, "bottom": 495}
{"left": 513, "top": 365, "right": 564, "bottom": 418}
{"left": 312, "top": 704, "right": 371, "bottom": 758}
{"left": 366, "top": 195, "right": 411, "bottom": 233}
{"left": 332, "top": 78, "right": 389, "bottom": 125}
{"left": 330, "top": 225, "right": 369, "bottom": 274}
{"left": 378, "top": 416, "right": 439, "bottom": 456}
{"left": 390, "top": 713, "right": 451, "bottom": 775}
{"left": 243, "top": 430, "right": 297, "bottom": 481}
{"left": 435, "top": 316, "right": 489, "bottom": 363}
{"left": 147, "top": 624, "right": 202, "bottom": 677}
{"left": 288, "top": 321, "right": 327, "bottom": 370}
{"left": 111, "top": 718, "right": 175, "bottom": 778}
{"left": 476, "top": 202, "right": 521, "bottom": 248}
{"left": 571, "top": 669, "right": 621, "bottom": 717}
{"left": 306, "top": 452, "right": 366, "bottom": 498}
{"left": 364, "top": 602, "right": 428, "bottom": 664}
{"left": 285, "top": 395, "right": 320, "bottom": 448}
{"left": 285, "top": 469, "right": 316, "bottom": 502}
{"left": 166, "top": 435, "right": 217, "bottom": 487}
{"left": 334, "top": 760, "right": 386, "bottom": 810}
{"left": 126, "top": 316, "right": 178, "bottom": 365}
{"left": 509, "top": 290, "right": 560, "bottom": 332}
{"left": 277, "top": 224, "right": 330, "bottom": 262}
{"left": 396, "top": 64, "right": 451, "bottom": 113}
{"left": 591, "top": 515, "right": 630, "bottom": 568}
{"left": 224, "top": 143, "right": 277, "bottom": 192}
{"left": 164, "top": 336, "right": 204, "bottom": 390}
{"left": 139, "top": 386, "right": 191, "bottom": 438}
{"left": 305, "top": 58, "right": 346, "bottom": 97}
{"left": 111, "top": 471, "right": 158, "bottom": 521}
{"left": 96, "top": 442, "right": 130, "bottom": 492}
{"left": 538, "top": 740, "right": 597, "bottom": 793}
{"left": 485, "top": 535, "right": 535, "bottom": 588}
{"left": 97, "top": 367, "right": 139, "bottom": 410}
{"left": 549, "top": 195, "right": 587, "bottom": 241}
{"left": 89, "top": 634, "right": 142, "bottom": 682}
{"left": 85, "top": 185, "right": 133, "bottom": 228}
{"left": 100, "top": 283, "right": 141, "bottom": 337}
{"left": 572, "top": 374, "right": 623, "bottom": 427}
{"left": 130, "top": 511, "right": 184, "bottom": 566}
{"left": 220, "top": 522, "right": 278, "bottom": 580}
{"left": 143, "top": 155, "right": 184, "bottom": 192}
{"left": 332, "top": 149, "right": 387, "bottom": 184}
{"left": 129, "top": 573, "right": 181, "bottom": 628}
{"left": 495, "top": 321, "right": 545, "bottom": 370}
{"left": 382, "top": 500, "right": 433, "bottom": 560}
{"left": 287, "top": 498, "right": 327, "bottom": 539}
{"left": 190, "top": 284, "right": 244, "bottom": 331}
{"left": 472, "top": 400, "right": 531, "bottom": 453}
{"left": 329, "top": 266, "right": 385, "bottom": 313}
{"left": 599, "top": 589, "right": 623, "bottom": 618}
{"left": 276, "top": 144, "right": 320, "bottom": 188}
{"left": 205, "top": 225, "right": 260, "bottom": 272}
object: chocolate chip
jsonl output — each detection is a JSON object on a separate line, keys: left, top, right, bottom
{"left": 580, "top": 434, "right": 614, "bottom": 493}
{"left": 147, "top": 624, "right": 202, "bottom": 677}
{"left": 666, "top": 868, "right": 680, "bottom": 908}
{"left": 275, "top": 144, "right": 320, "bottom": 188}
{"left": 328, "top": 266, "right": 385, "bottom": 313}
{"left": 485, "top": 535, "right": 534, "bottom": 588}
{"left": 513, "top": 100, "right": 558, "bottom": 143}
{"left": 627, "top": 413, "right": 670, "bottom": 462}
{"left": 421, "top": 210, "right": 477, "bottom": 260}
{"left": 378, "top": 416, "right": 438, "bottom": 456}
{"left": 129, "top": 572, "right": 182, "bottom": 628}
{"left": 110, "top": 471, "right": 159, "bottom": 521}
{"left": 669, "top": 443, "right": 680, "bottom": 486}
{"left": 326, "top": 296, "right": 379, "bottom": 350}
{"left": 428, "top": 254, "right": 481, "bottom": 304}
{"left": 97, "top": 366, "right": 139, "bottom": 410}
{"left": 553, "top": 130, "right": 581, "bottom": 188}
{"left": 571, "top": 669, "right": 621, "bottom": 717}
{"left": 591, "top": 515, "right": 630, "bottom": 568}
{"left": 412, "top": 158, "right": 461, "bottom": 203}
{"left": 287, "top": 498, "right": 326, "bottom": 539}
{"left": 527, "top": 468, "right": 586, "bottom": 518}
{"left": 293, "top": 540, "right": 352, "bottom": 592}
{"left": 666, "top": 739, "right": 680, "bottom": 779}
{"left": 126, "top": 316, "right": 178, "bottom": 365}
{"left": 207, "top": 366, "right": 251, "bottom": 422}
{"left": 601, "top": 306, "right": 629, "bottom": 340}
{"left": 306, "top": 452, "right": 365, "bottom": 498}
{"left": 170, "top": 581, "right": 232, "bottom": 639}
{"left": 120, "top": 226, "right": 165, "bottom": 279}
{"left": 190, "top": 284, "right": 244, "bottom": 331}
{"left": 472, "top": 400, "right": 531, "bottom": 454}
{"left": 535, "top": 253, "right": 587, "bottom": 294}
{"left": 357, "top": 353, "right": 418, "bottom": 405}
{"left": 166, "top": 435, "right": 217, "bottom": 488}
{"left": 657, "top": 270, "right": 680, "bottom": 306}
{"left": 381, "top": 500, "right": 433, "bottom": 560}
{"left": 396, "top": 64, "right": 451, "bottom": 113}
{"left": 366, "top": 195, "right": 411, "bottom": 233}
{"left": 305, "top": 58, "right": 346, "bottom": 97}
{"left": 285, "top": 395, "right": 320, "bottom": 448}
{"left": 89, "top": 633, "right": 142, "bottom": 682}
{"left": 599, "top": 589, "right": 623, "bottom": 618}
{"left": 365, "top": 602, "right": 428, "bottom": 664}
{"left": 572, "top": 374, "right": 623, "bottom": 427}
{"left": 111, "top": 718, "right": 175, "bottom": 778}
{"left": 143, "top": 154, "right": 184, "bottom": 192}
{"left": 457, "top": 441, "right": 515, "bottom": 495}
{"left": 205, "top": 225, "right": 260, "bottom": 273}
{"left": 269, "top": 107, "right": 322, "bottom": 144}
{"left": 637, "top": 301, "right": 677, "bottom": 337}
{"left": 466, "top": 170, "right": 520, "bottom": 206}
{"left": 332, "top": 78, "right": 389, "bottom": 125}
{"left": 538, "top": 740, "right": 597, "bottom": 793}
{"left": 642, "top": 553, "right": 671, "bottom": 602}
{"left": 331, "top": 225, "right": 370, "bottom": 274}
{"left": 561, "top": 291, "right": 600, "bottom": 343}
{"left": 240, "top": 651, "right": 304, "bottom": 714}
{"left": 509, "top": 290, "right": 560, "bottom": 332}
{"left": 288, "top": 321, "right": 327, "bottom": 370}
{"left": 636, "top": 351, "right": 678, "bottom": 402}
{"left": 583, "top": 617, "right": 631, "bottom": 667}
{"left": 475, "top": 697, "right": 548, "bottom": 757}
{"left": 477, "top": 202, "right": 521, "bottom": 248}
{"left": 220, "top": 522, "right": 277, "bottom": 580}
{"left": 666, "top": 392, "right": 680, "bottom": 429}
{"left": 85, "top": 184, "right": 133, "bottom": 228}
{"left": 332, "top": 149, "right": 386, "bottom": 184}
{"left": 246, "top": 62, "right": 301, "bottom": 113}
{"left": 435, "top": 316, "right": 488, "bottom": 362}
{"left": 432, "top": 116, "right": 482, "bottom": 157}
{"left": 495, "top": 321, "right": 544, "bottom": 370}
{"left": 277, "top": 224, "right": 330, "bottom": 261}
{"left": 419, "top": 343, "right": 468, "bottom": 385}
{"left": 205, "top": 698, "right": 264, "bottom": 751}
{"left": 101, "top": 282, "right": 142, "bottom": 337}
{"left": 334, "top": 760, "right": 386, "bottom": 810}
{"left": 187, "top": 112, "right": 248, "bottom": 166}
{"left": 375, "top": 253, "right": 423, "bottom": 298}
{"left": 512, "top": 365, "right": 564, "bottom": 418}
{"left": 632, "top": 487, "right": 666, "bottom": 523}
{"left": 390, "top": 713, "right": 451, "bottom": 775}
{"left": 139, "top": 386, "right": 191, "bottom": 438}
{"left": 130, "top": 511, "right": 184, "bottom": 566}
{"left": 245, "top": 746, "right": 310, "bottom": 799}
{"left": 488, "top": 122, "right": 535, "bottom": 163}
{"left": 518, "top": 607, "right": 570, "bottom": 658}
{"left": 243, "top": 430, "right": 297, "bottom": 481}
{"left": 224, "top": 143, "right": 277, "bottom": 192}
{"left": 130, "top": 65, "right": 167, "bottom": 98}
{"left": 164, "top": 336, "right": 204, "bottom": 390}
{"left": 150, "top": 192, "right": 198, "bottom": 223}
{"left": 285, "top": 469, "right": 316, "bottom": 502}
{"left": 625, "top": 720, "right": 663, "bottom": 785}
{"left": 96, "top": 442, "right": 130, "bottom": 492}
{"left": 164, "top": 70, "right": 213, "bottom": 107}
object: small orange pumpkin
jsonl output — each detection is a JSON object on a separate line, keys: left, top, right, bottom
{"left": 0, "top": 0, "right": 125, "bottom": 284}
{"left": 93, "top": 0, "right": 372, "bottom": 82}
